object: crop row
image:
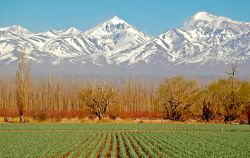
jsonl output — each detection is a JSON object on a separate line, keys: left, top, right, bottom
{"left": 1, "top": 123, "right": 250, "bottom": 132}
{"left": 0, "top": 124, "right": 249, "bottom": 158}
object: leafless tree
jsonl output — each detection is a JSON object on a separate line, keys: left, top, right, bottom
{"left": 202, "top": 100, "right": 213, "bottom": 122}
{"left": 79, "top": 83, "right": 118, "bottom": 120}
{"left": 246, "top": 106, "right": 250, "bottom": 124}
{"left": 159, "top": 77, "right": 199, "bottom": 120}
{"left": 223, "top": 64, "right": 240, "bottom": 122}
{"left": 16, "top": 49, "right": 32, "bottom": 123}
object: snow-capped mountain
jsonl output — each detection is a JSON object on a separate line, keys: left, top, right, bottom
{"left": 0, "top": 16, "right": 151, "bottom": 65}
{"left": 0, "top": 25, "right": 33, "bottom": 40}
{"left": 85, "top": 16, "right": 150, "bottom": 54}
{"left": 0, "top": 12, "right": 249, "bottom": 77}
{"left": 116, "top": 12, "right": 250, "bottom": 65}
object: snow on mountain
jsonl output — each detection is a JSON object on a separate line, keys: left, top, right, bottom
{"left": 85, "top": 16, "right": 150, "bottom": 54}
{"left": 183, "top": 12, "right": 250, "bottom": 33}
{"left": 177, "top": 12, "right": 250, "bottom": 64}
{"left": 206, "top": 30, "right": 250, "bottom": 63}
{"left": 43, "top": 38, "right": 83, "bottom": 58}
{"left": 0, "top": 12, "right": 249, "bottom": 72}
{"left": 118, "top": 12, "right": 250, "bottom": 65}
{"left": 41, "top": 16, "right": 151, "bottom": 64}
{"left": 182, "top": 12, "right": 250, "bottom": 45}
{"left": 109, "top": 36, "right": 172, "bottom": 65}
{"left": 49, "top": 27, "right": 81, "bottom": 37}
{"left": 0, "top": 25, "right": 33, "bottom": 40}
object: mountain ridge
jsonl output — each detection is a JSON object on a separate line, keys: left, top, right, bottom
{"left": 0, "top": 12, "right": 249, "bottom": 77}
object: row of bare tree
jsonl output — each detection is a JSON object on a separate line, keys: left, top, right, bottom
{"left": 0, "top": 53, "right": 249, "bottom": 123}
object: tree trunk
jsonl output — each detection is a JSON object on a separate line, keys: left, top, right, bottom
{"left": 98, "top": 115, "right": 103, "bottom": 121}
{"left": 96, "top": 113, "right": 103, "bottom": 121}
{"left": 224, "top": 115, "right": 234, "bottom": 124}
{"left": 20, "top": 113, "right": 24, "bottom": 123}
{"left": 247, "top": 106, "right": 250, "bottom": 125}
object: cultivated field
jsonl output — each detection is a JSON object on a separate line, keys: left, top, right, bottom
{"left": 0, "top": 124, "right": 249, "bottom": 158}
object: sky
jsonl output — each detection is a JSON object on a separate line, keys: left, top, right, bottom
{"left": 0, "top": 0, "right": 250, "bottom": 36}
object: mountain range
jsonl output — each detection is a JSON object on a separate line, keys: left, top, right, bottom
{"left": 0, "top": 12, "right": 250, "bottom": 78}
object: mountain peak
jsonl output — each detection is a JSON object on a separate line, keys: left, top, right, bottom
{"left": 110, "top": 16, "right": 121, "bottom": 21}
{"left": 107, "top": 16, "right": 127, "bottom": 24}
{"left": 182, "top": 11, "right": 235, "bottom": 29}
{"left": 104, "top": 16, "right": 131, "bottom": 30}
{"left": 189, "top": 11, "right": 250, "bottom": 26}
{"left": 63, "top": 27, "right": 80, "bottom": 34}
{"left": 0, "top": 25, "right": 27, "bottom": 31}
{"left": 44, "top": 27, "right": 80, "bottom": 37}
{"left": 65, "top": 27, "right": 79, "bottom": 31}
{"left": 85, "top": 16, "right": 131, "bottom": 35}
{"left": 10, "top": 25, "right": 24, "bottom": 29}
{"left": 0, "top": 25, "right": 33, "bottom": 36}
{"left": 192, "top": 12, "right": 213, "bottom": 21}
{"left": 190, "top": 11, "right": 230, "bottom": 23}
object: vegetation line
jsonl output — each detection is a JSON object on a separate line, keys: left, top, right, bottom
{"left": 0, "top": 51, "right": 249, "bottom": 124}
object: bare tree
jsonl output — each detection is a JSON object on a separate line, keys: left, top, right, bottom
{"left": 159, "top": 77, "right": 199, "bottom": 121}
{"left": 79, "top": 83, "right": 118, "bottom": 120}
{"left": 223, "top": 64, "right": 240, "bottom": 122}
{"left": 197, "top": 89, "right": 215, "bottom": 122}
{"left": 16, "top": 49, "right": 31, "bottom": 123}
{"left": 226, "top": 64, "right": 240, "bottom": 108}
{"left": 246, "top": 106, "right": 250, "bottom": 124}
{"left": 201, "top": 100, "right": 213, "bottom": 122}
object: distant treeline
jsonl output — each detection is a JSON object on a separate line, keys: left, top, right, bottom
{"left": 0, "top": 53, "right": 249, "bottom": 124}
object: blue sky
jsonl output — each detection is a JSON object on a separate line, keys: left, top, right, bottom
{"left": 0, "top": 0, "right": 250, "bottom": 36}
